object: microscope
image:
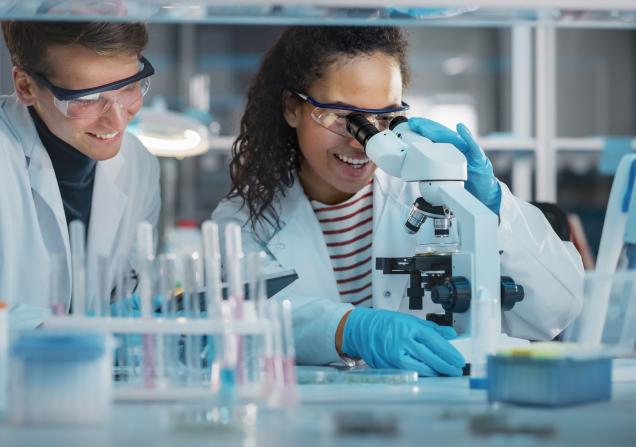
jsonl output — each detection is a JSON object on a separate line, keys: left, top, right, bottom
{"left": 346, "top": 114, "right": 527, "bottom": 360}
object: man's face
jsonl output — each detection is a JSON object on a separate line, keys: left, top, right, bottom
{"left": 26, "top": 44, "right": 143, "bottom": 161}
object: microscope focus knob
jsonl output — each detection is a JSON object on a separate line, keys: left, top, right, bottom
{"left": 500, "top": 276, "right": 525, "bottom": 311}
{"left": 430, "top": 276, "right": 471, "bottom": 313}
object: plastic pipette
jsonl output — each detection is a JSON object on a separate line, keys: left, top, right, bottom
{"left": 69, "top": 220, "right": 86, "bottom": 316}
{"left": 202, "top": 220, "right": 223, "bottom": 318}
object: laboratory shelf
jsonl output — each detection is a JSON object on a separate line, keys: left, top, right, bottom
{"left": 0, "top": 1, "right": 635, "bottom": 29}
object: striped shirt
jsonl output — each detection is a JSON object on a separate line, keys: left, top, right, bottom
{"left": 311, "top": 181, "right": 374, "bottom": 307}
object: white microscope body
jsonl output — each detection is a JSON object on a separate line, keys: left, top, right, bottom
{"left": 346, "top": 115, "right": 527, "bottom": 361}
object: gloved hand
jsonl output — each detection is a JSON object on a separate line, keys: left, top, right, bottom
{"left": 408, "top": 117, "right": 502, "bottom": 215}
{"left": 341, "top": 308, "right": 465, "bottom": 377}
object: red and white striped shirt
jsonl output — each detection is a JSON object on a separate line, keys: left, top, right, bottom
{"left": 311, "top": 181, "right": 374, "bottom": 307}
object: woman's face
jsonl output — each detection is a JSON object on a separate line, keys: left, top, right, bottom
{"left": 284, "top": 52, "right": 403, "bottom": 204}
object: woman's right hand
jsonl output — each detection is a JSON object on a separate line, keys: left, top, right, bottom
{"left": 340, "top": 307, "right": 465, "bottom": 377}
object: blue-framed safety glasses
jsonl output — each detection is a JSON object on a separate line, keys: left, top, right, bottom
{"left": 31, "top": 56, "right": 155, "bottom": 119}
{"left": 294, "top": 91, "right": 409, "bottom": 137}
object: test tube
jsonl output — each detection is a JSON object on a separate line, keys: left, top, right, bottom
{"left": 136, "top": 222, "right": 156, "bottom": 388}
{"left": 241, "top": 252, "right": 265, "bottom": 392}
{"left": 266, "top": 301, "right": 285, "bottom": 391}
{"left": 280, "top": 300, "right": 297, "bottom": 388}
{"left": 48, "top": 252, "right": 67, "bottom": 316}
{"left": 136, "top": 222, "right": 154, "bottom": 319}
{"left": 224, "top": 223, "right": 246, "bottom": 385}
{"left": 95, "top": 255, "right": 111, "bottom": 318}
{"left": 182, "top": 253, "right": 201, "bottom": 383}
{"left": 224, "top": 222, "right": 244, "bottom": 319}
{"left": 69, "top": 220, "right": 86, "bottom": 317}
{"left": 469, "top": 287, "right": 497, "bottom": 390}
{"left": 158, "top": 254, "right": 178, "bottom": 383}
{"left": 202, "top": 221, "right": 223, "bottom": 385}
{"left": 202, "top": 220, "right": 223, "bottom": 319}
{"left": 267, "top": 300, "right": 297, "bottom": 406}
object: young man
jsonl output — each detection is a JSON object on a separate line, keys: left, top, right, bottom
{"left": 0, "top": 22, "right": 160, "bottom": 330}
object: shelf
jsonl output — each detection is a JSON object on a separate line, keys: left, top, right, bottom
{"left": 204, "top": 135, "right": 636, "bottom": 154}
{"left": 1, "top": 1, "right": 635, "bottom": 28}
{"left": 555, "top": 138, "right": 636, "bottom": 152}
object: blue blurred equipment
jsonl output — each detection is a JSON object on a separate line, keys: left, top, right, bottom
{"left": 341, "top": 308, "right": 465, "bottom": 377}
{"left": 408, "top": 117, "right": 502, "bottom": 215}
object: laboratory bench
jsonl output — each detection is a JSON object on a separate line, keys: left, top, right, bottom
{"left": 2, "top": 361, "right": 636, "bottom": 447}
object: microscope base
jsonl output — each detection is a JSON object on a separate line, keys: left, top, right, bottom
{"left": 449, "top": 333, "right": 530, "bottom": 364}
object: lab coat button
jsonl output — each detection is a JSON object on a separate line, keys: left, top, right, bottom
{"left": 384, "top": 291, "right": 391, "bottom": 298}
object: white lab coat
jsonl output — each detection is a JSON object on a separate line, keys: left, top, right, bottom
{"left": 0, "top": 95, "right": 160, "bottom": 330}
{"left": 212, "top": 169, "right": 584, "bottom": 366}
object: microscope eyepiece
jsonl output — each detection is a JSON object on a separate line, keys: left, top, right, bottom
{"left": 389, "top": 115, "right": 408, "bottom": 131}
{"left": 346, "top": 113, "right": 379, "bottom": 148}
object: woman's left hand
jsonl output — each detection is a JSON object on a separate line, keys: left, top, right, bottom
{"left": 408, "top": 117, "right": 502, "bottom": 215}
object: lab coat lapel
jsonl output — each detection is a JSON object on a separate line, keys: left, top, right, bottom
{"left": 27, "top": 144, "right": 70, "bottom": 248}
{"left": 267, "top": 181, "right": 340, "bottom": 299}
{"left": 13, "top": 99, "right": 73, "bottom": 293}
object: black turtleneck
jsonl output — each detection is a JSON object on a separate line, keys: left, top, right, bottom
{"left": 28, "top": 107, "right": 97, "bottom": 230}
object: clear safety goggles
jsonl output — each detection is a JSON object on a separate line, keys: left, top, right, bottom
{"left": 31, "top": 56, "right": 155, "bottom": 119}
{"left": 294, "top": 92, "right": 409, "bottom": 137}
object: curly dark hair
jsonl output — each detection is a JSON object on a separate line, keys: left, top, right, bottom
{"left": 228, "top": 26, "right": 410, "bottom": 239}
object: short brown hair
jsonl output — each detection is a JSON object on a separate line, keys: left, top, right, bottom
{"left": 1, "top": 21, "right": 148, "bottom": 77}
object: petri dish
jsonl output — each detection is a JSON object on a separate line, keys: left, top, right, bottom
{"left": 341, "top": 368, "right": 418, "bottom": 384}
{"left": 296, "top": 366, "right": 340, "bottom": 384}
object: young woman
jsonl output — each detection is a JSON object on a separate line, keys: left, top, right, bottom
{"left": 213, "top": 26, "right": 583, "bottom": 376}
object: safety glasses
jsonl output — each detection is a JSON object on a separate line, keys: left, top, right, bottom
{"left": 294, "top": 91, "right": 409, "bottom": 137}
{"left": 31, "top": 56, "right": 155, "bottom": 119}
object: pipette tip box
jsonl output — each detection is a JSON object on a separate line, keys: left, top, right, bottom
{"left": 486, "top": 348, "right": 611, "bottom": 407}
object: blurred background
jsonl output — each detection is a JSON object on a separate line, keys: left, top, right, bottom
{"left": 1, "top": 10, "right": 634, "bottom": 266}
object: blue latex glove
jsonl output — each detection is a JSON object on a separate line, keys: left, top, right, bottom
{"left": 408, "top": 117, "right": 502, "bottom": 215}
{"left": 341, "top": 308, "right": 465, "bottom": 377}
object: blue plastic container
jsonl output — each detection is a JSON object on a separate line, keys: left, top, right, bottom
{"left": 487, "top": 354, "right": 612, "bottom": 407}
{"left": 10, "top": 330, "right": 112, "bottom": 424}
